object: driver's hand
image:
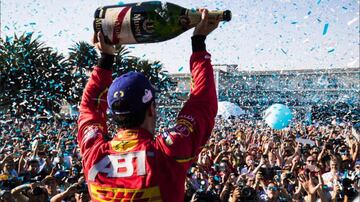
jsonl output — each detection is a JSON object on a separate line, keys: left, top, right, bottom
{"left": 92, "top": 32, "right": 116, "bottom": 55}
{"left": 193, "top": 9, "right": 220, "bottom": 36}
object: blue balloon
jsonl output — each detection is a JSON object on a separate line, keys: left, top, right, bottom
{"left": 264, "top": 104, "right": 293, "bottom": 130}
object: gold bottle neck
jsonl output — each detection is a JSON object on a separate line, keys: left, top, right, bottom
{"left": 185, "top": 10, "right": 226, "bottom": 26}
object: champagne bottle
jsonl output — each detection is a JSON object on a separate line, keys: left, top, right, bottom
{"left": 94, "top": 1, "right": 231, "bottom": 44}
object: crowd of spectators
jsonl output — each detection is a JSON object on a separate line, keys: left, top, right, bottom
{"left": 184, "top": 118, "right": 360, "bottom": 202}
{"left": 0, "top": 117, "right": 89, "bottom": 202}
{"left": 0, "top": 114, "right": 359, "bottom": 202}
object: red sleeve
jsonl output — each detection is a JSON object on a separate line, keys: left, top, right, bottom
{"left": 157, "top": 51, "right": 218, "bottom": 168}
{"left": 77, "top": 67, "right": 112, "bottom": 156}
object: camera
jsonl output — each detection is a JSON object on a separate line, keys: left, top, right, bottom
{"left": 259, "top": 167, "right": 275, "bottom": 181}
{"left": 236, "top": 181, "right": 257, "bottom": 201}
{"left": 285, "top": 172, "right": 294, "bottom": 179}
{"left": 66, "top": 176, "right": 78, "bottom": 184}
{"left": 31, "top": 187, "right": 45, "bottom": 196}
{"left": 77, "top": 182, "right": 88, "bottom": 194}
{"left": 325, "top": 143, "right": 332, "bottom": 150}
{"left": 30, "top": 176, "right": 42, "bottom": 183}
{"left": 272, "top": 134, "right": 280, "bottom": 143}
{"left": 0, "top": 190, "right": 11, "bottom": 199}
{"left": 193, "top": 189, "right": 219, "bottom": 202}
{"left": 341, "top": 178, "right": 357, "bottom": 198}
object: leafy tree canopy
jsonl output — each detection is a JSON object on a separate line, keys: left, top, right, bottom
{"left": 0, "top": 32, "right": 69, "bottom": 119}
{"left": 1, "top": 33, "right": 174, "bottom": 119}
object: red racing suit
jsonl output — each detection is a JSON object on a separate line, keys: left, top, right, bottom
{"left": 77, "top": 51, "right": 217, "bottom": 202}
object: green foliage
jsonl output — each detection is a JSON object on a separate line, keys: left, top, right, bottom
{"left": 68, "top": 41, "right": 98, "bottom": 69}
{"left": 113, "top": 49, "right": 174, "bottom": 93}
{"left": 65, "top": 41, "right": 174, "bottom": 113}
{"left": 66, "top": 41, "right": 99, "bottom": 105}
{"left": 0, "top": 32, "right": 69, "bottom": 118}
{"left": 1, "top": 33, "right": 174, "bottom": 118}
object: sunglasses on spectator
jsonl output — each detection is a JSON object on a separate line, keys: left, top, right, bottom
{"left": 268, "top": 186, "right": 278, "bottom": 191}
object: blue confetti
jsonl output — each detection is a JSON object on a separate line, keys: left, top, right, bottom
{"left": 323, "top": 23, "right": 329, "bottom": 35}
{"left": 128, "top": 46, "right": 135, "bottom": 49}
{"left": 317, "top": 0, "right": 321, "bottom": 5}
{"left": 178, "top": 66, "right": 184, "bottom": 72}
{"left": 307, "top": 11, "right": 312, "bottom": 15}
{"left": 327, "top": 48, "right": 335, "bottom": 53}
{"left": 6, "top": 36, "right": 13, "bottom": 42}
{"left": 342, "top": 6, "right": 348, "bottom": 10}
{"left": 29, "top": 22, "right": 36, "bottom": 26}
{"left": 280, "top": 48, "right": 287, "bottom": 55}
{"left": 291, "top": 21, "right": 298, "bottom": 24}
{"left": 117, "top": 1, "right": 124, "bottom": 5}
{"left": 152, "top": 63, "right": 161, "bottom": 68}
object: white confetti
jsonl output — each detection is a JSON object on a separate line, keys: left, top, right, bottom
{"left": 347, "top": 17, "right": 359, "bottom": 26}
{"left": 347, "top": 57, "right": 359, "bottom": 67}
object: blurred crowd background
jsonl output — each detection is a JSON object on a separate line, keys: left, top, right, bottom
{"left": 0, "top": 115, "right": 359, "bottom": 202}
{"left": 183, "top": 118, "right": 360, "bottom": 202}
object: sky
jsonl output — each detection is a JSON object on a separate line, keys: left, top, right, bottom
{"left": 1, "top": 0, "right": 359, "bottom": 73}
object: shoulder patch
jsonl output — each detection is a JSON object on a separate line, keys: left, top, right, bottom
{"left": 83, "top": 125, "right": 102, "bottom": 143}
{"left": 161, "top": 131, "right": 174, "bottom": 146}
{"left": 174, "top": 115, "right": 196, "bottom": 137}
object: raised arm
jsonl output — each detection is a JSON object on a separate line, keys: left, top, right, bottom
{"left": 77, "top": 33, "right": 115, "bottom": 156}
{"left": 157, "top": 9, "right": 219, "bottom": 170}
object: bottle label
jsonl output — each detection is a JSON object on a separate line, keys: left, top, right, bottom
{"left": 130, "top": 6, "right": 156, "bottom": 43}
{"left": 101, "top": 7, "right": 137, "bottom": 44}
{"left": 96, "top": 1, "right": 194, "bottom": 44}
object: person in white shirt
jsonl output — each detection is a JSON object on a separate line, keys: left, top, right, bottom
{"left": 322, "top": 157, "right": 342, "bottom": 200}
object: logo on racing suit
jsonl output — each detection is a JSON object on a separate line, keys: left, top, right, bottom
{"left": 83, "top": 125, "right": 103, "bottom": 144}
{"left": 110, "top": 139, "right": 138, "bottom": 152}
{"left": 88, "top": 151, "right": 146, "bottom": 181}
{"left": 173, "top": 115, "right": 196, "bottom": 137}
{"left": 142, "top": 89, "right": 153, "bottom": 103}
{"left": 89, "top": 183, "right": 162, "bottom": 202}
{"left": 161, "top": 131, "right": 173, "bottom": 146}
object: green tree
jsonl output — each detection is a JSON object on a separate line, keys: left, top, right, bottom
{"left": 66, "top": 41, "right": 99, "bottom": 105}
{"left": 0, "top": 32, "right": 69, "bottom": 118}
{"left": 113, "top": 49, "right": 174, "bottom": 92}
{"left": 68, "top": 41, "right": 98, "bottom": 70}
{"left": 66, "top": 41, "right": 174, "bottom": 106}
{"left": 0, "top": 33, "right": 174, "bottom": 119}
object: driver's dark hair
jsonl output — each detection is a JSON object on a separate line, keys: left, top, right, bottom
{"left": 110, "top": 99, "right": 154, "bottom": 129}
